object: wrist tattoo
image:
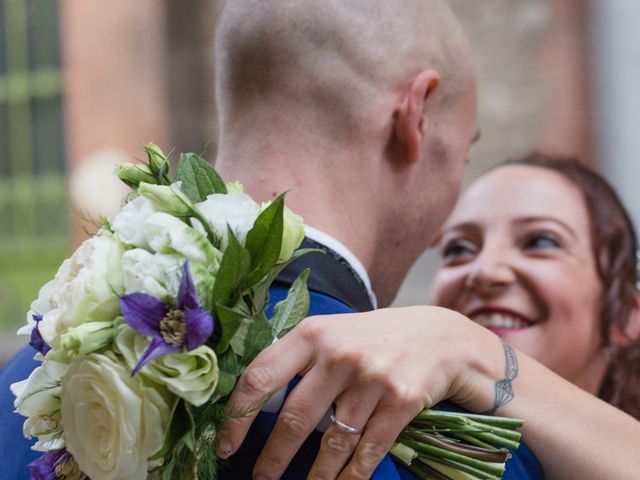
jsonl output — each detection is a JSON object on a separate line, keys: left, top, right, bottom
{"left": 482, "top": 340, "right": 518, "bottom": 415}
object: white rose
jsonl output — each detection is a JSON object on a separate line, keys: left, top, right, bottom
{"left": 192, "top": 193, "right": 260, "bottom": 250}
{"left": 122, "top": 249, "right": 183, "bottom": 301}
{"left": 111, "top": 195, "right": 157, "bottom": 249}
{"left": 61, "top": 353, "right": 172, "bottom": 480}
{"left": 144, "top": 212, "right": 222, "bottom": 271}
{"left": 22, "top": 232, "right": 124, "bottom": 346}
{"left": 11, "top": 360, "right": 68, "bottom": 451}
{"left": 121, "top": 250, "right": 215, "bottom": 309}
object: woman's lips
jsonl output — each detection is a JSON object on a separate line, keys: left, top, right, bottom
{"left": 467, "top": 307, "right": 536, "bottom": 330}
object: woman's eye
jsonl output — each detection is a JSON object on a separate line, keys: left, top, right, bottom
{"left": 441, "top": 239, "right": 477, "bottom": 262}
{"left": 523, "top": 233, "right": 561, "bottom": 250}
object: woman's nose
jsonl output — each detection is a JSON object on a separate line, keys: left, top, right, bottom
{"left": 464, "top": 248, "right": 515, "bottom": 296}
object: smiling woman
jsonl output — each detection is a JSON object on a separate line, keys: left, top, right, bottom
{"left": 431, "top": 152, "right": 640, "bottom": 419}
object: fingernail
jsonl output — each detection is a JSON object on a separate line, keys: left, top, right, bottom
{"left": 217, "top": 438, "right": 233, "bottom": 459}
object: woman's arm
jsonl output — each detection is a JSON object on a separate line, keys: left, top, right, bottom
{"left": 217, "top": 306, "right": 640, "bottom": 479}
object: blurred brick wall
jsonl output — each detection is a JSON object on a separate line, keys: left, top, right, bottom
{"left": 61, "top": 0, "right": 223, "bottom": 244}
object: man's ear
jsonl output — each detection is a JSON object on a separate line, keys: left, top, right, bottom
{"left": 394, "top": 69, "right": 440, "bottom": 164}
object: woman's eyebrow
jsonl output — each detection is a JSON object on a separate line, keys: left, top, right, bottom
{"left": 444, "top": 221, "right": 480, "bottom": 234}
{"left": 514, "top": 216, "right": 578, "bottom": 240}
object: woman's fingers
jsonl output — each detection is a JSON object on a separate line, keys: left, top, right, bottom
{"left": 307, "top": 386, "right": 382, "bottom": 479}
{"left": 338, "top": 403, "right": 422, "bottom": 480}
{"left": 215, "top": 324, "right": 314, "bottom": 458}
{"left": 252, "top": 366, "right": 348, "bottom": 479}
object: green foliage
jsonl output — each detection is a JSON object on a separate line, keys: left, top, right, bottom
{"left": 214, "top": 305, "right": 245, "bottom": 355}
{"left": 212, "top": 227, "right": 251, "bottom": 310}
{"left": 271, "top": 269, "right": 310, "bottom": 338}
{"left": 163, "top": 399, "right": 228, "bottom": 480}
{"left": 250, "top": 248, "right": 321, "bottom": 311}
{"left": 243, "top": 194, "right": 285, "bottom": 288}
{"left": 151, "top": 400, "right": 196, "bottom": 463}
{"left": 176, "top": 153, "right": 228, "bottom": 203}
{"left": 241, "top": 312, "right": 273, "bottom": 368}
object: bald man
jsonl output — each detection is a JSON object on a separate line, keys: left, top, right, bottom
{"left": 211, "top": 1, "right": 542, "bottom": 480}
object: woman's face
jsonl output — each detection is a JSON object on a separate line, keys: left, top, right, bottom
{"left": 430, "top": 165, "right": 608, "bottom": 394}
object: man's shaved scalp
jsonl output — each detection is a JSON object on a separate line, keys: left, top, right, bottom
{"left": 215, "top": 0, "right": 471, "bottom": 143}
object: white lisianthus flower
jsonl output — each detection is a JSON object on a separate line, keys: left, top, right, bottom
{"left": 145, "top": 212, "right": 222, "bottom": 271}
{"left": 115, "top": 324, "right": 218, "bottom": 406}
{"left": 260, "top": 202, "right": 305, "bottom": 263}
{"left": 193, "top": 193, "right": 260, "bottom": 249}
{"left": 11, "top": 360, "right": 68, "bottom": 451}
{"left": 61, "top": 353, "right": 172, "bottom": 480}
{"left": 21, "top": 232, "right": 124, "bottom": 345}
{"left": 59, "top": 321, "right": 114, "bottom": 357}
{"left": 111, "top": 195, "right": 157, "bottom": 249}
{"left": 121, "top": 250, "right": 215, "bottom": 308}
{"left": 139, "top": 182, "right": 193, "bottom": 218}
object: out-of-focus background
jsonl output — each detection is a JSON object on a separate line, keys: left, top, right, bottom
{"left": 0, "top": 0, "right": 638, "bottom": 365}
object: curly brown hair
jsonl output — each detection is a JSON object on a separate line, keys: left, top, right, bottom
{"left": 499, "top": 152, "right": 640, "bottom": 419}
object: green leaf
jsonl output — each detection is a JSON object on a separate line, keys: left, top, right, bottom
{"left": 215, "top": 305, "right": 245, "bottom": 354}
{"left": 228, "top": 319, "right": 250, "bottom": 357}
{"left": 209, "top": 350, "right": 243, "bottom": 402}
{"left": 161, "top": 456, "right": 177, "bottom": 480}
{"left": 218, "top": 348, "right": 244, "bottom": 377}
{"left": 176, "top": 152, "right": 227, "bottom": 203}
{"left": 242, "top": 312, "right": 274, "bottom": 367}
{"left": 243, "top": 195, "right": 285, "bottom": 288}
{"left": 251, "top": 247, "right": 322, "bottom": 310}
{"left": 209, "top": 370, "right": 238, "bottom": 403}
{"left": 151, "top": 400, "right": 196, "bottom": 462}
{"left": 212, "top": 227, "right": 251, "bottom": 308}
{"left": 271, "top": 269, "right": 310, "bottom": 338}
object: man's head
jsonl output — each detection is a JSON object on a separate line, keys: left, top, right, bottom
{"left": 214, "top": 0, "right": 477, "bottom": 305}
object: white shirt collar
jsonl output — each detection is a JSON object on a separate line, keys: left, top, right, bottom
{"left": 304, "top": 225, "right": 378, "bottom": 309}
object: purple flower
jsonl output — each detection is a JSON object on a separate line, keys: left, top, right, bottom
{"left": 120, "top": 261, "right": 214, "bottom": 375}
{"left": 29, "top": 449, "right": 68, "bottom": 480}
{"left": 29, "top": 314, "right": 51, "bottom": 356}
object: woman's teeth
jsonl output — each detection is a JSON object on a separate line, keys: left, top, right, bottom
{"left": 473, "top": 313, "right": 530, "bottom": 329}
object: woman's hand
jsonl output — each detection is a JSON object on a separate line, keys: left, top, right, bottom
{"left": 216, "top": 306, "right": 502, "bottom": 480}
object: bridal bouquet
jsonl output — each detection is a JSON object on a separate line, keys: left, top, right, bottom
{"left": 11, "top": 144, "right": 312, "bottom": 480}
{"left": 11, "top": 144, "right": 523, "bottom": 480}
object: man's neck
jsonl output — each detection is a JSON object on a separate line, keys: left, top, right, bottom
{"left": 214, "top": 140, "right": 419, "bottom": 308}
{"left": 218, "top": 162, "right": 376, "bottom": 262}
